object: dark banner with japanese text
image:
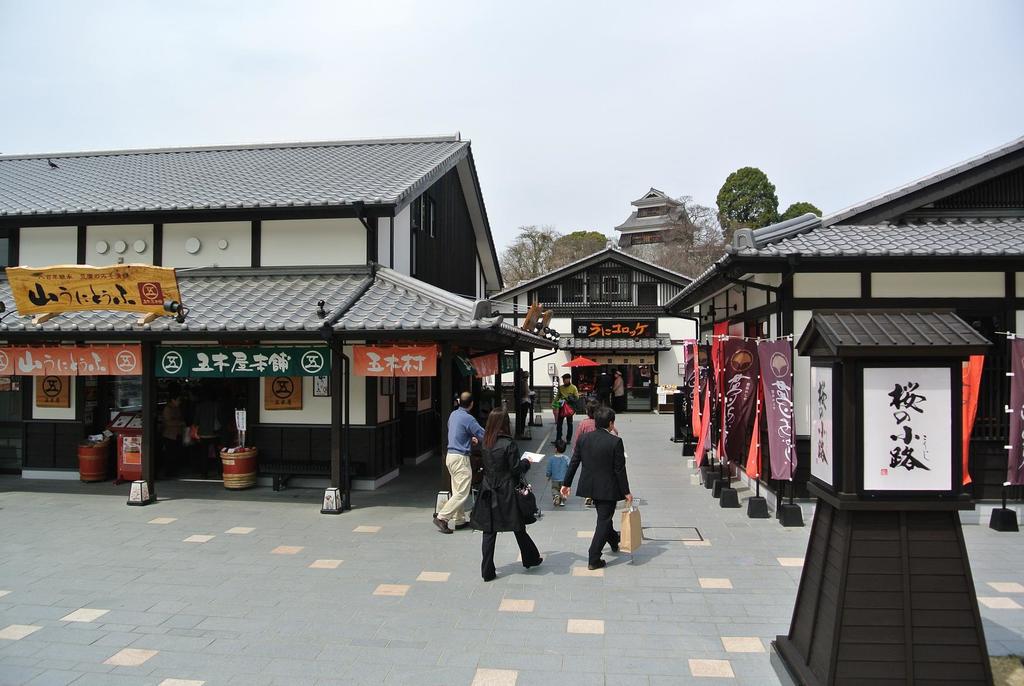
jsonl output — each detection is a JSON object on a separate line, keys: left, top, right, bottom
{"left": 1008, "top": 339, "right": 1024, "bottom": 485}
{"left": 721, "top": 338, "right": 759, "bottom": 463}
{"left": 155, "top": 346, "right": 330, "bottom": 378}
{"left": 757, "top": 340, "right": 796, "bottom": 481}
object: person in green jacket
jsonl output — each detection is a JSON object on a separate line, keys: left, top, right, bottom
{"left": 555, "top": 373, "right": 579, "bottom": 443}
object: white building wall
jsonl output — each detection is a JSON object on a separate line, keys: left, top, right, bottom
{"left": 163, "top": 222, "right": 251, "bottom": 268}
{"left": 793, "top": 309, "right": 813, "bottom": 437}
{"left": 871, "top": 272, "right": 1004, "bottom": 298}
{"left": 392, "top": 206, "right": 412, "bottom": 274}
{"left": 86, "top": 225, "right": 154, "bottom": 266}
{"left": 18, "top": 226, "right": 78, "bottom": 266}
{"left": 261, "top": 218, "right": 366, "bottom": 266}
{"left": 257, "top": 376, "right": 331, "bottom": 425}
{"left": 793, "top": 272, "right": 861, "bottom": 298}
{"left": 377, "top": 217, "right": 391, "bottom": 268}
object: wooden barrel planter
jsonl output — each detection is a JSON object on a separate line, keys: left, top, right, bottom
{"left": 78, "top": 442, "right": 110, "bottom": 482}
{"left": 221, "top": 447, "right": 258, "bottom": 490}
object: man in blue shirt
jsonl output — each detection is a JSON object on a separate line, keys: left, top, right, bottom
{"left": 434, "top": 391, "right": 485, "bottom": 534}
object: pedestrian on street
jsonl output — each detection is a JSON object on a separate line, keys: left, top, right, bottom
{"left": 554, "top": 373, "right": 579, "bottom": 444}
{"left": 573, "top": 399, "right": 617, "bottom": 508}
{"left": 546, "top": 438, "right": 569, "bottom": 507}
{"left": 612, "top": 369, "right": 626, "bottom": 412}
{"left": 561, "top": 406, "right": 632, "bottom": 570}
{"left": 515, "top": 369, "right": 532, "bottom": 438}
{"left": 434, "top": 391, "right": 484, "bottom": 534}
{"left": 471, "top": 409, "right": 543, "bottom": 581}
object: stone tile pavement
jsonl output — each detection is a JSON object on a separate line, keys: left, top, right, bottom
{"left": 0, "top": 412, "right": 1021, "bottom": 684}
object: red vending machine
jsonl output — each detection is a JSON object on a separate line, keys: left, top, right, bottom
{"left": 110, "top": 412, "right": 143, "bottom": 484}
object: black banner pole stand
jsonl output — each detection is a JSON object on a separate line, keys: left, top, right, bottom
{"left": 747, "top": 475, "right": 770, "bottom": 518}
{"left": 778, "top": 480, "right": 803, "bottom": 527}
{"left": 989, "top": 482, "right": 1019, "bottom": 531}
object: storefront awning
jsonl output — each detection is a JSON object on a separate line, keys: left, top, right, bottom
{"left": 0, "top": 265, "right": 553, "bottom": 349}
{"left": 560, "top": 334, "right": 671, "bottom": 352}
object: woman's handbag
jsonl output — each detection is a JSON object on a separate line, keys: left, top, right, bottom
{"left": 560, "top": 400, "right": 575, "bottom": 418}
{"left": 515, "top": 481, "right": 538, "bottom": 525}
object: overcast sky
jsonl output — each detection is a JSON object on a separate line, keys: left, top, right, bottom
{"left": 1, "top": 1, "right": 1021, "bottom": 249}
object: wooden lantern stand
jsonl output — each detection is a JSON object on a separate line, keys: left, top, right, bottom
{"left": 772, "top": 310, "right": 993, "bottom": 686}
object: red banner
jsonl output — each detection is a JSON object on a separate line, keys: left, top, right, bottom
{"left": 961, "top": 355, "right": 984, "bottom": 486}
{"left": 746, "top": 384, "right": 763, "bottom": 479}
{"left": 352, "top": 345, "right": 438, "bottom": 377}
{"left": 0, "top": 345, "right": 141, "bottom": 376}
{"left": 757, "top": 340, "right": 796, "bottom": 481}
{"left": 721, "top": 338, "right": 759, "bottom": 463}
{"left": 470, "top": 353, "right": 498, "bottom": 377}
{"left": 690, "top": 342, "right": 701, "bottom": 436}
{"left": 1008, "top": 341, "right": 1024, "bottom": 485}
{"left": 694, "top": 382, "right": 712, "bottom": 466}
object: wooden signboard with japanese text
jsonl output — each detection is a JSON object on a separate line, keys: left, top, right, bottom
{"left": 35, "top": 375, "right": 70, "bottom": 408}
{"left": 6, "top": 264, "right": 181, "bottom": 317}
{"left": 264, "top": 376, "right": 302, "bottom": 410}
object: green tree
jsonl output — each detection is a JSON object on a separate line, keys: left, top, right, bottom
{"left": 780, "top": 201, "right": 822, "bottom": 221}
{"left": 499, "top": 225, "right": 561, "bottom": 286}
{"left": 716, "top": 167, "right": 779, "bottom": 236}
{"left": 548, "top": 230, "right": 608, "bottom": 269}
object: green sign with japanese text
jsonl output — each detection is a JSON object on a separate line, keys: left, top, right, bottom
{"left": 500, "top": 352, "right": 517, "bottom": 374}
{"left": 155, "top": 346, "right": 331, "bottom": 378}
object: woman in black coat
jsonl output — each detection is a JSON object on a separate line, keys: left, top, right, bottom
{"left": 470, "top": 409, "right": 543, "bottom": 581}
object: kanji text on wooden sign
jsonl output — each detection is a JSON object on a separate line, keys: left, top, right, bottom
{"left": 352, "top": 345, "right": 438, "bottom": 377}
{"left": 0, "top": 345, "right": 142, "bottom": 376}
{"left": 6, "top": 264, "right": 182, "bottom": 317}
{"left": 155, "top": 346, "right": 330, "bottom": 378}
{"left": 572, "top": 319, "right": 658, "bottom": 339}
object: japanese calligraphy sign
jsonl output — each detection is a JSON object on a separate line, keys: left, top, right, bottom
{"left": 810, "top": 365, "right": 834, "bottom": 486}
{"left": 6, "top": 264, "right": 181, "bottom": 317}
{"left": 35, "top": 376, "right": 70, "bottom": 408}
{"left": 155, "top": 346, "right": 329, "bottom": 378}
{"left": 1007, "top": 339, "right": 1024, "bottom": 485}
{"left": 471, "top": 354, "right": 499, "bottom": 378}
{"left": 264, "top": 376, "right": 302, "bottom": 410}
{"left": 352, "top": 345, "right": 438, "bottom": 377}
{"left": 863, "top": 367, "right": 952, "bottom": 492}
{"left": 758, "top": 340, "right": 796, "bottom": 482}
{"left": 0, "top": 345, "right": 142, "bottom": 376}
{"left": 572, "top": 319, "right": 657, "bottom": 339}
{"left": 721, "top": 338, "right": 759, "bottom": 463}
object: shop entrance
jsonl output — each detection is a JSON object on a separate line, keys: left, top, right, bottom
{"left": 155, "top": 378, "right": 248, "bottom": 480}
{"left": 568, "top": 356, "right": 656, "bottom": 412}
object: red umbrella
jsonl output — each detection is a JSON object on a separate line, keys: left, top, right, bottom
{"left": 563, "top": 356, "right": 599, "bottom": 367}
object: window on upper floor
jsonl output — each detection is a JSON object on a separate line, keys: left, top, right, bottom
{"left": 637, "top": 207, "right": 665, "bottom": 218}
{"left": 538, "top": 284, "right": 559, "bottom": 304}
{"left": 602, "top": 275, "right": 621, "bottom": 297}
{"left": 564, "top": 277, "right": 584, "bottom": 303}
{"left": 628, "top": 231, "right": 664, "bottom": 245}
{"left": 412, "top": 195, "right": 435, "bottom": 238}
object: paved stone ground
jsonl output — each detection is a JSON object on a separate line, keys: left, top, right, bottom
{"left": 0, "top": 412, "right": 1021, "bottom": 685}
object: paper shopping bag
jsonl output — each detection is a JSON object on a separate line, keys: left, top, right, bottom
{"left": 620, "top": 505, "right": 642, "bottom": 553}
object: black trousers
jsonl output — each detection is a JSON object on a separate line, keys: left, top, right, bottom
{"left": 481, "top": 530, "right": 541, "bottom": 579}
{"left": 515, "top": 402, "right": 529, "bottom": 437}
{"left": 590, "top": 499, "right": 620, "bottom": 564}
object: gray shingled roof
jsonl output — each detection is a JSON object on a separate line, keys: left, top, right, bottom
{"left": 731, "top": 217, "right": 1024, "bottom": 258}
{"left": 0, "top": 136, "right": 468, "bottom": 217}
{"left": 614, "top": 212, "right": 679, "bottom": 232}
{"left": 797, "top": 310, "right": 990, "bottom": 357}
{"left": 0, "top": 266, "right": 551, "bottom": 347}
{"left": 561, "top": 334, "right": 671, "bottom": 351}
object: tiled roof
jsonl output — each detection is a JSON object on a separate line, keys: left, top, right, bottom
{"left": 561, "top": 334, "right": 671, "bottom": 351}
{"left": 0, "top": 136, "right": 469, "bottom": 217}
{"left": 0, "top": 266, "right": 552, "bottom": 347}
{"left": 797, "top": 310, "right": 990, "bottom": 356}
{"left": 731, "top": 217, "right": 1024, "bottom": 258}
{"left": 614, "top": 212, "right": 678, "bottom": 232}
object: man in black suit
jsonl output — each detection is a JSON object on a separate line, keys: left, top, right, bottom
{"left": 561, "top": 406, "right": 632, "bottom": 570}
{"left": 595, "top": 370, "right": 613, "bottom": 407}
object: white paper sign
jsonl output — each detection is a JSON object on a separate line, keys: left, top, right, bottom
{"left": 234, "top": 409, "right": 247, "bottom": 433}
{"left": 810, "top": 366, "right": 834, "bottom": 486}
{"left": 521, "top": 451, "right": 545, "bottom": 463}
{"left": 863, "top": 367, "right": 952, "bottom": 492}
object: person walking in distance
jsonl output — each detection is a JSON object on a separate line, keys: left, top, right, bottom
{"left": 554, "top": 373, "right": 579, "bottom": 444}
{"left": 612, "top": 369, "right": 626, "bottom": 412}
{"left": 470, "top": 409, "right": 542, "bottom": 581}
{"left": 595, "top": 369, "right": 613, "bottom": 407}
{"left": 434, "top": 391, "right": 484, "bottom": 534}
{"left": 561, "top": 406, "right": 632, "bottom": 570}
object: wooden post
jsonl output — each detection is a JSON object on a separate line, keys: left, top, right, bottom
{"left": 330, "top": 345, "right": 343, "bottom": 489}
{"left": 439, "top": 343, "right": 453, "bottom": 489}
{"left": 139, "top": 342, "right": 156, "bottom": 499}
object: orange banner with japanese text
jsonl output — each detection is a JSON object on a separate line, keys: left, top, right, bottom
{"left": 352, "top": 345, "right": 438, "bottom": 377}
{"left": 0, "top": 345, "right": 143, "bottom": 376}
{"left": 5, "top": 264, "right": 181, "bottom": 317}
{"left": 471, "top": 353, "right": 499, "bottom": 377}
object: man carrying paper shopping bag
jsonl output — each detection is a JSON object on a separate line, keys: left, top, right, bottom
{"left": 561, "top": 406, "right": 632, "bottom": 570}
